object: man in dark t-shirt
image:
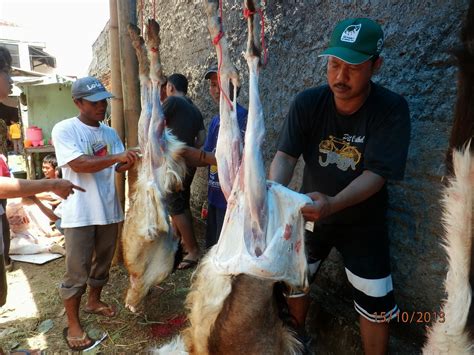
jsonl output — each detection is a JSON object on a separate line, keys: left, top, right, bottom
{"left": 269, "top": 18, "right": 410, "bottom": 354}
{"left": 163, "top": 73, "right": 205, "bottom": 269}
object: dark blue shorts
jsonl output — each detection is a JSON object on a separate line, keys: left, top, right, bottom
{"left": 205, "top": 204, "right": 226, "bottom": 249}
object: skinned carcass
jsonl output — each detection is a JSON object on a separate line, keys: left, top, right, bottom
{"left": 122, "top": 19, "right": 186, "bottom": 312}
{"left": 156, "top": 1, "right": 309, "bottom": 354}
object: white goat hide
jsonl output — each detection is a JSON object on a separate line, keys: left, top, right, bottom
{"left": 423, "top": 145, "right": 474, "bottom": 354}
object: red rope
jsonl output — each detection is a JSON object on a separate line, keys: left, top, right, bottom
{"left": 243, "top": 8, "right": 255, "bottom": 18}
{"left": 212, "top": 31, "right": 224, "bottom": 45}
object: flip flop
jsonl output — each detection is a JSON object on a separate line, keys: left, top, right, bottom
{"left": 62, "top": 327, "right": 94, "bottom": 351}
{"left": 84, "top": 304, "right": 117, "bottom": 317}
{"left": 177, "top": 258, "right": 198, "bottom": 270}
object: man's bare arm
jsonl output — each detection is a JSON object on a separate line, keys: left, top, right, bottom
{"left": 269, "top": 150, "right": 298, "bottom": 186}
{"left": 68, "top": 150, "right": 139, "bottom": 173}
{"left": 26, "top": 195, "right": 59, "bottom": 222}
{"left": 0, "top": 177, "right": 85, "bottom": 199}
{"left": 301, "top": 170, "right": 386, "bottom": 221}
{"left": 181, "top": 146, "right": 217, "bottom": 167}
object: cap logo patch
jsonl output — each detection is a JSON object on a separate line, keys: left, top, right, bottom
{"left": 340, "top": 24, "right": 361, "bottom": 43}
{"left": 86, "top": 83, "right": 103, "bottom": 91}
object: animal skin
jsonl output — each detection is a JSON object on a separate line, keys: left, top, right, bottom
{"left": 122, "top": 19, "right": 186, "bottom": 313}
{"left": 425, "top": 2, "right": 474, "bottom": 351}
{"left": 422, "top": 145, "right": 473, "bottom": 354}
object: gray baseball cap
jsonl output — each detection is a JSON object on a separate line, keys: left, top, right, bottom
{"left": 204, "top": 65, "right": 218, "bottom": 80}
{"left": 71, "top": 76, "right": 113, "bottom": 102}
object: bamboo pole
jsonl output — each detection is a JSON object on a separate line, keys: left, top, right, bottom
{"left": 109, "top": 0, "right": 125, "bottom": 207}
{"left": 117, "top": 0, "right": 140, "bottom": 195}
{"left": 109, "top": 0, "right": 125, "bottom": 265}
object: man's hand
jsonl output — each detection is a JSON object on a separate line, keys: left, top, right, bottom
{"left": 49, "top": 179, "right": 85, "bottom": 199}
{"left": 116, "top": 150, "right": 140, "bottom": 164}
{"left": 115, "top": 149, "right": 141, "bottom": 172}
{"left": 300, "top": 191, "right": 333, "bottom": 221}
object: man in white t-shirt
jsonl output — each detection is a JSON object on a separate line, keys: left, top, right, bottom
{"left": 52, "top": 76, "right": 139, "bottom": 351}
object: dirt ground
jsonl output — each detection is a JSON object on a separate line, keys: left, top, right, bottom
{"left": 0, "top": 218, "right": 206, "bottom": 353}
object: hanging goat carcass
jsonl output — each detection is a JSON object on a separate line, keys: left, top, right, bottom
{"left": 122, "top": 19, "right": 187, "bottom": 313}
{"left": 157, "top": 1, "right": 310, "bottom": 354}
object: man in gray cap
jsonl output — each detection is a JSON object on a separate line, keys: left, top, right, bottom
{"left": 52, "top": 76, "right": 139, "bottom": 350}
{"left": 269, "top": 18, "right": 410, "bottom": 354}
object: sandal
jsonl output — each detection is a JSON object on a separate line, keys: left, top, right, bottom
{"left": 84, "top": 304, "right": 117, "bottom": 317}
{"left": 62, "top": 327, "right": 94, "bottom": 351}
{"left": 177, "top": 258, "right": 198, "bottom": 270}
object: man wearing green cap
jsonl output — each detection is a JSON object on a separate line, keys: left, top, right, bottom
{"left": 270, "top": 18, "right": 410, "bottom": 354}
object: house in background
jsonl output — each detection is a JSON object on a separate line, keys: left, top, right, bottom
{"left": 0, "top": 20, "right": 56, "bottom": 74}
{"left": 1, "top": 20, "right": 78, "bottom": 178}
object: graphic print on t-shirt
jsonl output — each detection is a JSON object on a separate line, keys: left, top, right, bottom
{"left": 92, "top": 141, "right": 108, "bottom": 156}
{"left": 318, "top": 134, "right": 362, "bottom": 171}
{"left": 208, "top": 164, "right": 220, "bottom": 189}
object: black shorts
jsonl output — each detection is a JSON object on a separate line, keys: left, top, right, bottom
{"left": 166, "top": 167, "right": 195, "bottom": 216}
{"left": 205, "top": 204, "right": 226, "bottom": 249}
{"left": 300, "top": 224, "right": 398, "bottom": 323}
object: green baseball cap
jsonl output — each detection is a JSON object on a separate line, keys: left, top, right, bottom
{"left": 319, "top": 18, "right": 384, "bottom": 65}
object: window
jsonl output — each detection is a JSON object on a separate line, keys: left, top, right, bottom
{"left": 0, "top": 43, "right": 20, "bottom": 68}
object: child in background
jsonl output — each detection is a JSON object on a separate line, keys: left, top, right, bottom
{"left": 8, "top": 122, "right": 21, "bottom": 154}
{"left": 42, "top": 154, "right": 61, "bottom": 179}
{"left": 26, "top": 154, "right": 63, "bottom": 234}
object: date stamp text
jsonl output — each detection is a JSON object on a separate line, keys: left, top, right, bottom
{"left": 373, "top": 311, "right": 445, "bottom": 324}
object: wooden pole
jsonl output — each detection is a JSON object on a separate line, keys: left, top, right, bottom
{"left": 109, "top": 0, "right": 125, "bottom": 207}
{"left": 109, "top": 0, "right": 125, "bottom": 264}
{"left": 117, "top": 0, "right": 140, "bottom": 195}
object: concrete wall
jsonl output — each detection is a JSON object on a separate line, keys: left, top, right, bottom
{"left": 90, "top": 1, "right": 470, "bottom": 352}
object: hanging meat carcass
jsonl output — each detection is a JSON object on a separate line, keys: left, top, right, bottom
{"left": 156, "top": 1, "right": 310, "bottom": 353}
{"left": 122, "top": 19, "right": 187, "bottom": 313}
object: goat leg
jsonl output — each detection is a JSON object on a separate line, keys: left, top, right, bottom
{"left": 243, "top": 0, "right": 267, "bottom": 256}
{"left": 127, "top": 24, "right": 152, "bottom": 153}
{"left": 204, "top": 0, "right": 243, "bottom": 200}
